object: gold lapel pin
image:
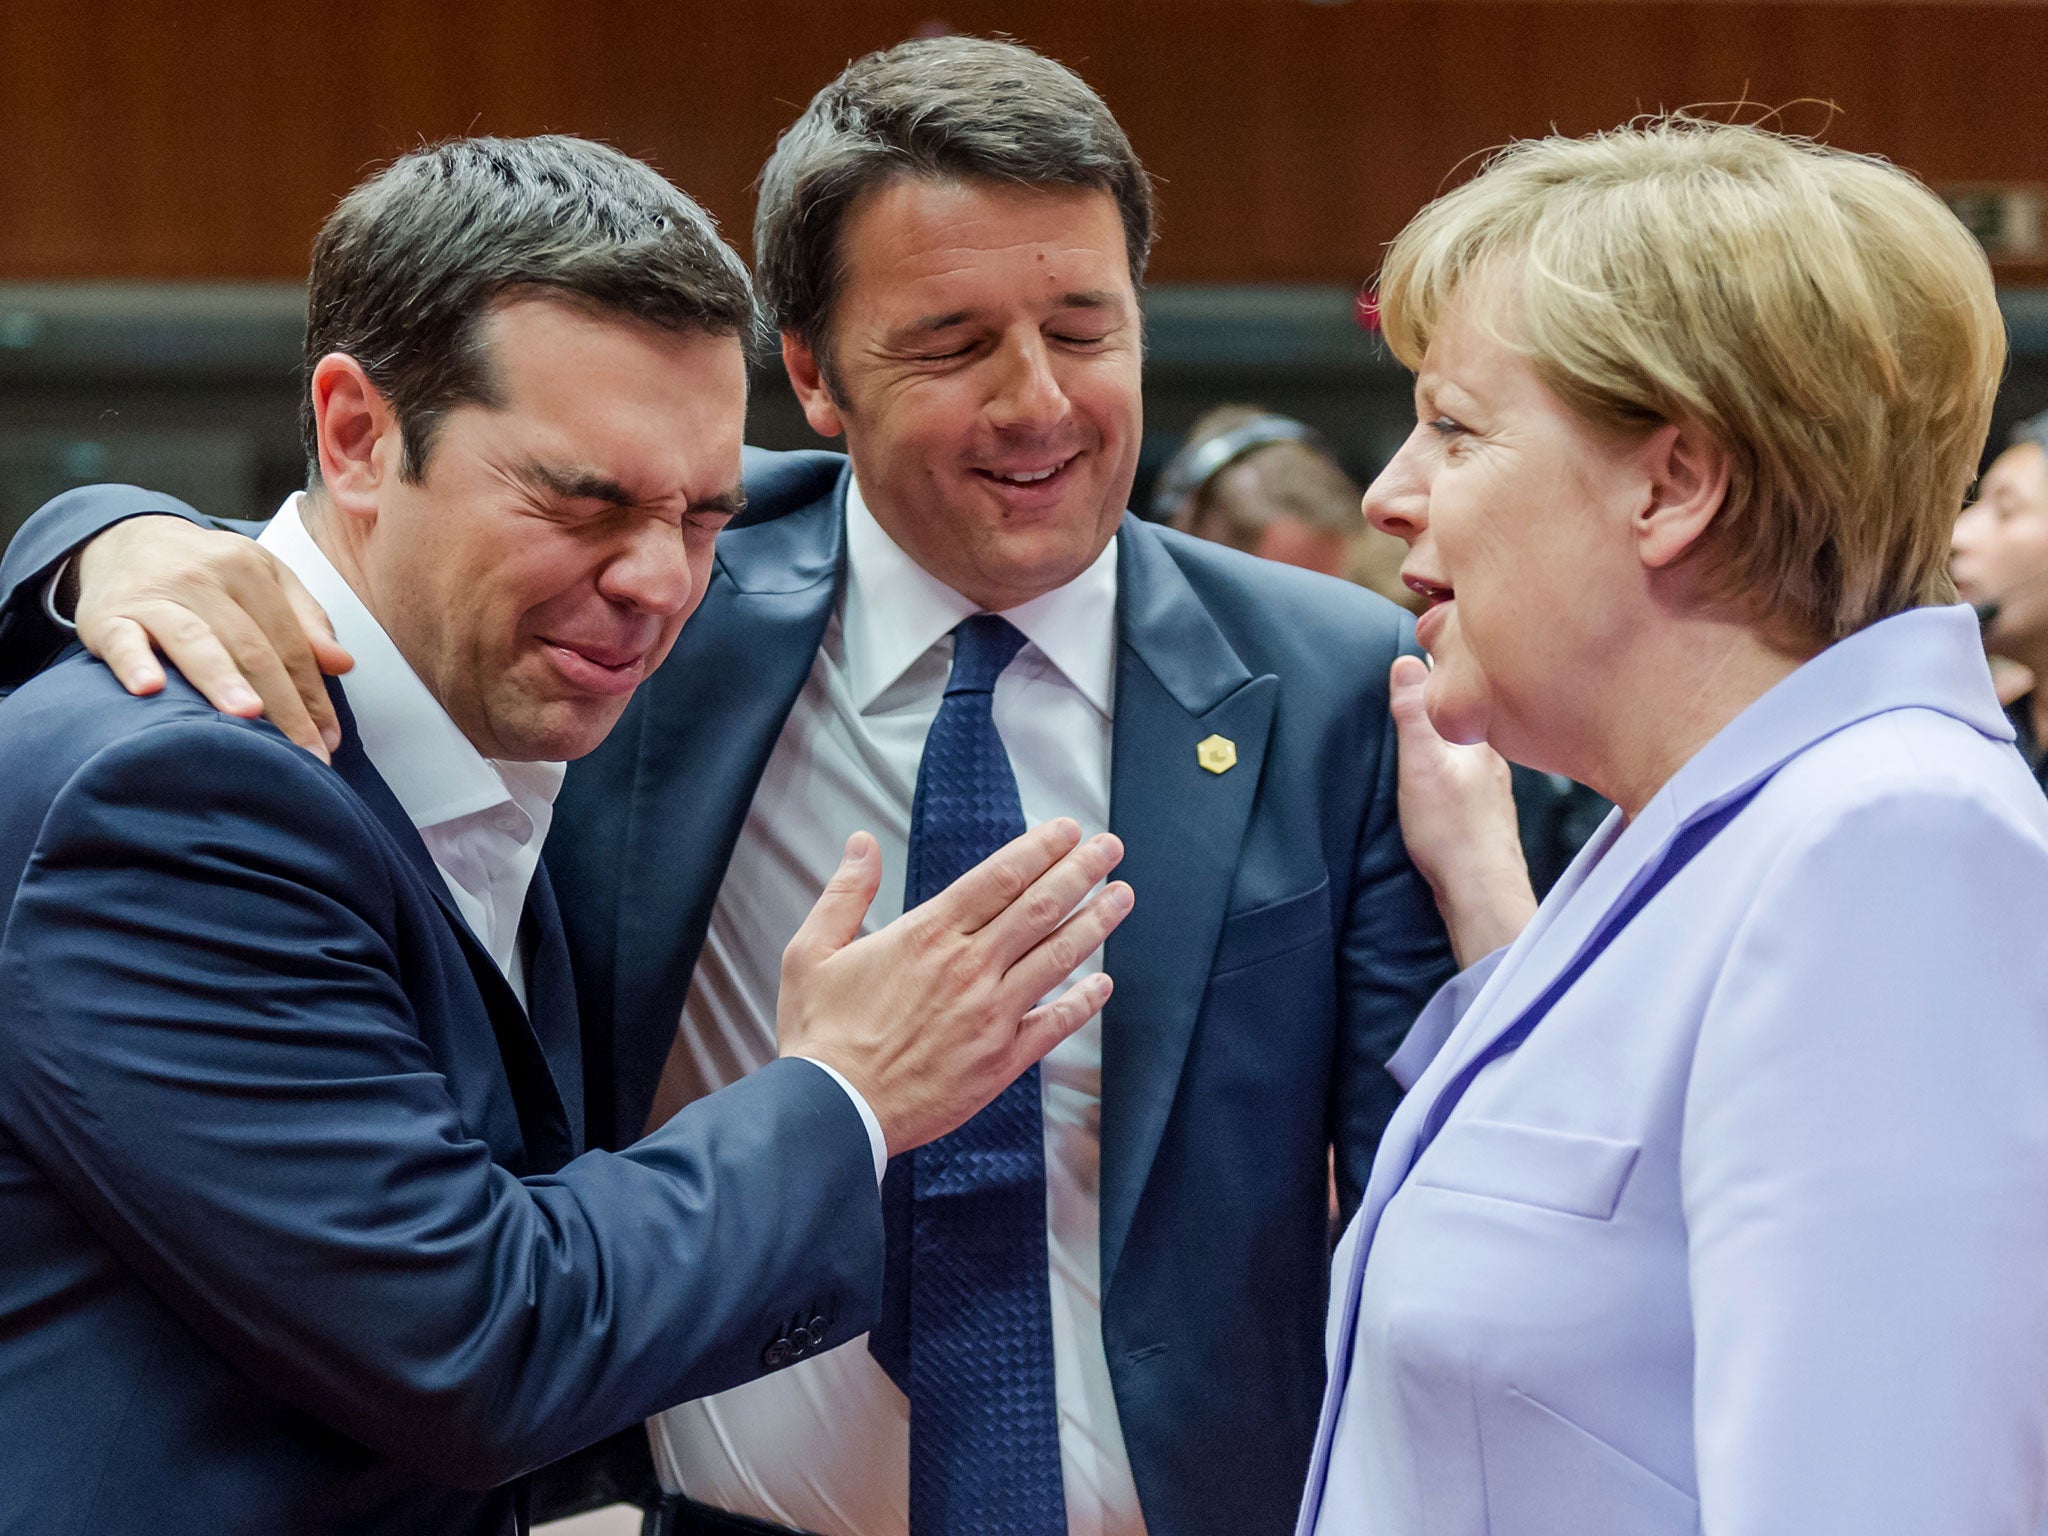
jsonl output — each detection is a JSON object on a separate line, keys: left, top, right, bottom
{"left": 1196, "top": 734, "right": 1238, "bottom": 775}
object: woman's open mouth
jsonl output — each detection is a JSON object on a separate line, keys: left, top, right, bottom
{"left": 1405, "top": 575, "right": 1454, "bottom": 648}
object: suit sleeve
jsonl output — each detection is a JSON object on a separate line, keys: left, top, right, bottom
{"left": 1329, "top": 621, "right": 1459, "bottom": 1221}
{"left": 0, "top": 718, "right": 883, "bottom": 1488}
{"left": 1684, "top": 786, "right": 2048, "bottom": 1535}
{"left": 0, "top": 484, "right": 225, "bottom": 688}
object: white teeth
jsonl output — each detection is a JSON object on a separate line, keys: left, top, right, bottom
{"left": 993, "top": 466, "right": 1060, "bottom": 484}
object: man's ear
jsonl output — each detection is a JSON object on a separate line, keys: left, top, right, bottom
{"left": 309, "top": 353, "right": 400, "bottom": 522}
{"left": 1633, "top": 417, "right": 1731, "bottom": 570}
{"left": 781, "top": 332, "right": 847, "bottom": 440}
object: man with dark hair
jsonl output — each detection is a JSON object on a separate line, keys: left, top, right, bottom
{"left": 0, "top": 39, "right": 1454, "bottom": 1536}
{"left": 0, "top": 133, "right": 1130, "bottom": 1536}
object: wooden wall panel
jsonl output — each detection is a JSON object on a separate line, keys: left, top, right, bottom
{"left": 2, "top": 1, "right": 2046, "bottom": 284}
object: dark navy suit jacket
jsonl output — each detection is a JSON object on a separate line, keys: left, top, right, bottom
{"left": 0, "top": 584, "right": 881, "bottom": 1531}
{"left": 0, "top": 456, "right": 1453, "bottom": 1536}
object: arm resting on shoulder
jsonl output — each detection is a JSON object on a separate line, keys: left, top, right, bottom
{"left": 0, "top": 720, "right": 882, "bottom": 1488}
{"left": 0, "top": 485, "right": 216, "bottom": 688}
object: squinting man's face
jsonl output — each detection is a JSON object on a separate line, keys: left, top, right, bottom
{"left": 354, "top": 297, "right": 748, "bottom": 761}
{"left": 1953, "top": 442, "right": 2048, "bottom": 655}
{"left": 1363, "top": 293, "right": 1652, "bottom": 766}
{"left": 785, "top": 177, "right": 1143, "bottom": 611}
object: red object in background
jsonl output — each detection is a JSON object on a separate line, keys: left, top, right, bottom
{"left": 1354, "top": 287, "right": 1381, "bottom": 332}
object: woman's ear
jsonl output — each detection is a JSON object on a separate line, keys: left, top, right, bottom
{"left": 309, "top": 353, "right": 400, "bottom": 524}
{"left": 1633, "top": 418, "right": 1731, "bottom": 570}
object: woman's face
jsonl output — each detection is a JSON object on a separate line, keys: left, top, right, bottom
{"left": 1364, "top": 294, "right": 1653, "bottom": 764}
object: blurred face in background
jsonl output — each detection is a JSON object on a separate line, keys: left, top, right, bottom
{"left": 1953, "top": 442, "right": 2048, "bottom": 661}
{"left": 782, "top": 176, "right": 1143, "bottom": 611}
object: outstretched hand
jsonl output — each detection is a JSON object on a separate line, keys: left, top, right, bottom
{"left": 73, "top": 515, "right": 353, "bottom": 761}
{"left": 777, "top": 820, "right": 1132, "bottom": 1157}
{"left": 1389, "top": 654, "right": 1537, "bottom": 967}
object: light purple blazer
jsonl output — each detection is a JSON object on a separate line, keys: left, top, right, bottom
{"left": 1299, "top": 605, "right": 2048, "bottom": 1536}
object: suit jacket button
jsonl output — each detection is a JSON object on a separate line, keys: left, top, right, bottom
{"left": 763, "top": 1338, "right": 794, "bottom": 1369}
{"left": 808, "top": 1315, "right": 830, "bottom": 1347}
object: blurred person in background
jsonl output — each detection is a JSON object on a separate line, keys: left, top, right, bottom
{"left": 1159, "top": 404, "right": 1606, "bottom": 893}
{"left": 1154, "top": 404, "right": 1414, "bottom": 604}
{"left": 1953, "top": 410, "right": 2048, "bottom": 792}
{"left": 1302, "top": 117, "right": 2048, "bottom": 1536}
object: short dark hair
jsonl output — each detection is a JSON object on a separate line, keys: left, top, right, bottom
{"left": 754, "top": 37, "right": 1155, "bottom": 379}
{"left": 302, "top": 134, "right": 754, "bottom": 482}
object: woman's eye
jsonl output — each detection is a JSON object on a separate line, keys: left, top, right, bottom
{"left": 1427, "top": 416, "right": 1467, "bottom": 439}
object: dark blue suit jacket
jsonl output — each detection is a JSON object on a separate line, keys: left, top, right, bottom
{"left": 0, "top": 626, "right": 881, "bottom": 1530}
{"left": 0, "top": 457, "right": 1453, "bottom": 1536}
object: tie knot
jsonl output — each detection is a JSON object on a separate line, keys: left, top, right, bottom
{"left": 945, "top": 614, "right": 1029, "bottom": 697}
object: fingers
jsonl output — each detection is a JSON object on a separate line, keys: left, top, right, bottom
{"left": 922, "top": 819, "right": 1083, "bottom": 932}
{"left": 80, "top": 614, "right": 168, "bottom": 696}
{"left": 80, "top": 602, "right": 258, "bottom": 715}
{"left": 272, "top": 564, "right": 351, "bottom": 755}
{"left": 981, "top": 831, "right": 1125, "bottom": 968}
{"left": 786, "top": 833, "right": 883, "bottom": 967}
{"left": 1011, "top": 973, "right": 1115, "bottom": 1071}
{"left": 1001, "top": 880, "right": 1133, "bottom": 1010}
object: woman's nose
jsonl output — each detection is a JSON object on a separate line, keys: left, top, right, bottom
{"left": 1364, "top": 438, "right": 1430, "bottom": 544}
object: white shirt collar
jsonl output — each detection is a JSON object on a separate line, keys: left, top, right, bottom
{"left": 257, "top": 495, "right": 566, "bottom": 836}
{"left": 840, "top": 473, "right": 1119, "bottom": 717}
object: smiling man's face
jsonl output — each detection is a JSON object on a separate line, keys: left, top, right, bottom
{"left": 783, "top": 176, "right": 1143, "bottom": 611}
{"left": 351, "top": 296, "right": 748, "bottom": 762}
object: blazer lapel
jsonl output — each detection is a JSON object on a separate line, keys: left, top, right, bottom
{"left": 522, "top": 863, "right": 585, "bottom": 1154}
{"left": 324, "top": 682, "right": 576, "bottom": 1172}
{"left": 1099, "top": 516, "right": 1278, "bottom": 1295}
{"left": 600, "top": 469, "right": 848, "bottom": 1144}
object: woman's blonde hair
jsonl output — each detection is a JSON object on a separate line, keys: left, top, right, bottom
{"left": 1376, "top": 116, "right": 2006, "bottom": 642}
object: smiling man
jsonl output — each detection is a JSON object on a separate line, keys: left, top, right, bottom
{"left": 0, "top": 134, "right": 1134, "bottom": 1536}
{"left": 0, "top": 40, "right": 1453, "bottom": 1536}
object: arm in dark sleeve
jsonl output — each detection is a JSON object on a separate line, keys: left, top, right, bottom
{"left": 0, "top": 718, "right": 882, "bottom": 1487}
{"left": 1328, "top": 625, "right": 1457, "bottom": 1223}
{"left": 0, "top": 484, "right": 216, "bottom": 687}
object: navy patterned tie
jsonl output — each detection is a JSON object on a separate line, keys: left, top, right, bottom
{"left": 870, "top": 614, "right": 1067, "bottom": 1536}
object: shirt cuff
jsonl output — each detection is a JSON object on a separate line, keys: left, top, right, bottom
{"left": 43, "top": 557, "right": 78, "bottom": 632}
{"left": 794, "top": 1057, "right": 888, "bottom": 1184}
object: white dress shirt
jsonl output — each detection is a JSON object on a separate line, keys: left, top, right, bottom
{"left": 257, "top": 497, "right": 563, "bottom": 1005}
{"left": 646, "top": 478, "right": 1145, "bottom": 1536}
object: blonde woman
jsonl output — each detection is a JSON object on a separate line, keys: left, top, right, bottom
{"left": 1303, "top": 120, "right": 2048, "bottom": 1536}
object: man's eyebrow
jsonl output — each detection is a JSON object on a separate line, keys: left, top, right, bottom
{"left": 512, "top": 461, "right": 746, "bottom": 517}
{"left": 896, "top": 290, "right": 1127, "bottom": 338}
{"left": 696, "top": 483, "right": 747, "bottom": 517}
{"left": 513, "top": 459, "right": 640, "bottom": 508}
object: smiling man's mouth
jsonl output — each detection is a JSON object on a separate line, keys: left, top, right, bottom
{"left": 976, "top": 453, "right": 1079, "bottom": 488}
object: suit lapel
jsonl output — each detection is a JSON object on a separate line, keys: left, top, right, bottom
{"left": 601, "top": 471, "right": 848, "bottom": 1143}
{"left": 1099, "top": 516, "right": 1278, "bottom": 1295}
{"left": 522, "top": 863, "right": 585, "bottom": 1153}
{"left": 324, "top": 682, "right": 576, "bottom": 1172}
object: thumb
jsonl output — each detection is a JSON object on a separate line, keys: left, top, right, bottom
{"left": 280, "top": 567, "right": 355, "bottom": 677}
{"left": 790, "top": 831, "right": 882, "bottom": 960}
{"left": 1388, "top": 653, "right": 1436, "bottom": 736}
